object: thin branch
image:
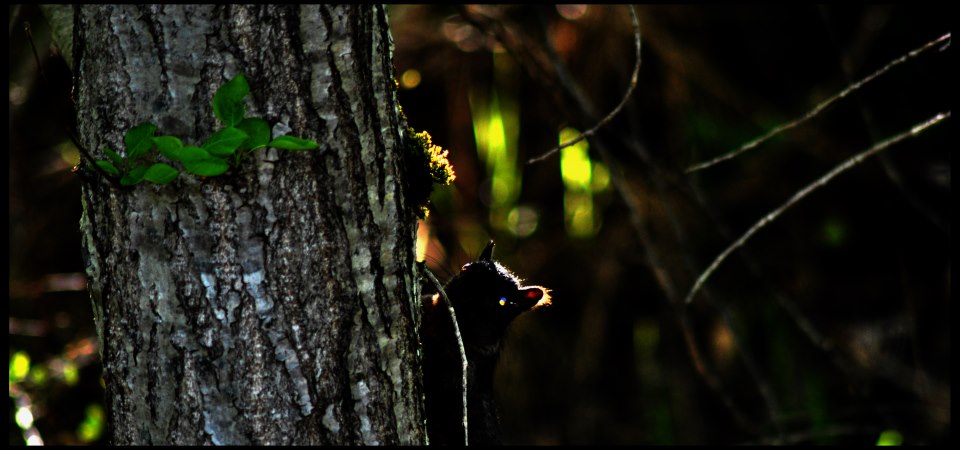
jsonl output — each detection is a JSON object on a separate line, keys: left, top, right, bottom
{"left": 685, "top": 111, "right": 950, "bottom": 304}
{"left": 740, "top": 424, "right": 882, "bottom": 445}
{"left": 589, "top": 138, "right": 770, "bottom": 435}
{"left": 525, "top": 7, "right": 778, "bottom": 429}
{"left": 710, "top": 297, "right": 784, "bottom": 434}
{"left": 687, "top": 177, "right": 833, "bottom": 344}
{"left": 456, "top": 6, "right": 556, "bottom": 91}
{"left": 24, "top": 21, "right": 122, "bottom": 188}
{"left": 526, "top": 5, "right": 642, "bottom": 164}
{"left": 685, "top": 32, "right": 951, "bottom": 174}
{"left": 421, "top": 267, "right": 469, "bottom": 446}
{"left": 675, "top": 306, "right": 762, "bottom": 434}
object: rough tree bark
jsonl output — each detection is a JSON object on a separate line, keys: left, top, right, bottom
{"left": 73, "top": 5, "right": 425, "bottom": 444}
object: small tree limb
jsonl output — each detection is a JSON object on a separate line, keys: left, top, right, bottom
{"left": 685, "top": 111, "right": 950, "bottom": 304}
{"left": 685, "top": 33, "right": 951, "bottom": 174}
{"left": 527, "top": 5, "right": 642, "bottom": 164}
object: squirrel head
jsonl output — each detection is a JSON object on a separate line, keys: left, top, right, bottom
{"left": 438, "top": 241, "right": 551, "bottom": 354}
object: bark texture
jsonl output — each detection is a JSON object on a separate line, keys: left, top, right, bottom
{"left": 75, "top": 5, "right": 425, "bottom": 444}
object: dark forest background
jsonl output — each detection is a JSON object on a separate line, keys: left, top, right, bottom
{"left": 9, "top": 5, "right": 950, "bottom": 445}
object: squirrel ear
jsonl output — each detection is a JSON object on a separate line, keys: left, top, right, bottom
{"left": 522, "top": 287, "right": 543, "bottom": 301}
{"left": 520, "top": 286, "right": 552, "bottom": 309}
{"left": 479, "top": 240, "right": 495, "bottom": 261}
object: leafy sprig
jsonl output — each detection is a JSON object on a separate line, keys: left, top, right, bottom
{"left": 95, "top": 73, "right": 319, "bottom": 186}
{"left": 402, "top": 123, "right": 455, "bottom": 219}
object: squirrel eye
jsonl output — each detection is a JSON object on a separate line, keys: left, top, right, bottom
{"left": 498, "top": 297, "right": 507, "bottom": 306}
{"left": 461, "top": 263, "right": 471, "bottom": 271}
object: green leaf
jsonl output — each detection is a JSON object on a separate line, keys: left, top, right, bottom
{"left": 213, "top": 73, "right": 250, "bottom": 127}
{"left": 153, "top": 136, "right": 183, "bottom": 161}
{"left": 269, "top": 135, "right": 319, "bottom": 151}
{"left": 236, "top": 117, "right": 271, "bottom": 150}
{"left": 183, "top": 158, "right": 230, "bottom": 177}
{"left": 203, "top": 127, "right": 248, "bottom": 156}
{"left": 143, "top": 163, "right": 179, "bottom": 184}
{"left": 103, "top": 147, "right": 124, "bottom": 168}
{"left": 125, "top": 122, "right": 157, "bottom": 160}
{"left": 95, "top": 160, "right": 120, "bottom": 176}
{"left": 120, "top": 165, "right": 148, "bottom": 186}
{"left": 179, "top": 146, "right": 213, "bottom": 162}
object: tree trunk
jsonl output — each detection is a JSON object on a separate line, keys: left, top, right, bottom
{"left": 75, "top": 5, "right": 425, "bottom": 445}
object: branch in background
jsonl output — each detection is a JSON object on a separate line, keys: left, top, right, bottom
{"left": 453, "top": 5, "right": 949, "bottom": 438}
{"left": 675, "top": 306, "right": 762, "bottom": 435}
{"left": 707, "top": 297, "right": 785, "bottom": 434}
{"left": 741, "top": 424, "right": 882, "bottom": 445}
{"left": 523, "top": 7, "right": 781, "bottom": 431}
{"left": 24, "top": 21, "right": 121, "bottom": 188}
{"left": 684, "top": 32, "right": 951, "bottom": 174}
{"left": 684, "top": 111, "right": 951, "bottom": 305}
{"left": 526, "top": 5, "right": 641, "bottom": 164}
{"left": 514, "top": 8, "right": 754, "bottom": 429}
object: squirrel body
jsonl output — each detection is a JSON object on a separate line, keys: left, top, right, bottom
{"left": 421, "top": 241, "right": 550, "bottom": 445}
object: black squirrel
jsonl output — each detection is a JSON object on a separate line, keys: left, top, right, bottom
{"left": 421, "top": 241, "right": 551, "bottom": 445}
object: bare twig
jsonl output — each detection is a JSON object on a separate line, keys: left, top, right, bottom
{"left": 821, "top": 17, "right": 950, "bottom": 233}
{"left": 685, "top": 32, "right": 951, "bottom": 174}
{"left": 740, "top": 424, "right": 882, "bottom": 445}
{"left": 524, "top": 7, "right": 788, "bottom": 430}
{"left": 421, "top": 267, "right": 469, "bottom": 446}
{"left": 711, "top": 298, "right": 784, "bottom": 433}
{"left": 24, "top": 21, "right": 121, "bottom": 187}
{"left": 685, "top": 111, "right": 950, "bottom": 304}
{"left": 526, "top": 5, "right": 642, "bottom": 164}
{"left": 675, "top": 306, "right": 762, "bottom": 434}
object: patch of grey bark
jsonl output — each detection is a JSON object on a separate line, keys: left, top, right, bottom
{"left": 74, "top": 5, "right": 424, "bottom": 444}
